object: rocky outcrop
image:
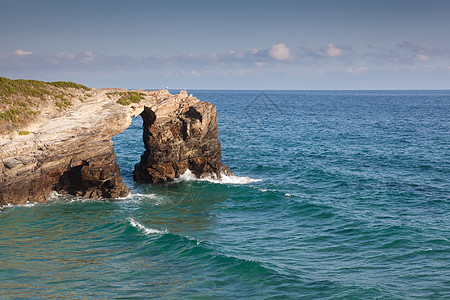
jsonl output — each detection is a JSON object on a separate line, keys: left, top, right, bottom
{"left": 133, "top": 91, "right": 231, "bottom": 183}
{"left": 0, "top": 140, "right": 128, "bottom": 204}
{"left": 0, "top": 88, "right": 230, "bottom": 206}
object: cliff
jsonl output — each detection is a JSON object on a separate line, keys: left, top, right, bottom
{"left": 0, "top": 78, "right": 230, "bottom": 206}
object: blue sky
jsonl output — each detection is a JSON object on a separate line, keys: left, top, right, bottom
{"left": 1, "top": 0, "right": 450, "bottom": 89}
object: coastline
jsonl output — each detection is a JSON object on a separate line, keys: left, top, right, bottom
{"left": 1, "top": 78, "right": 229, "bottom": 205}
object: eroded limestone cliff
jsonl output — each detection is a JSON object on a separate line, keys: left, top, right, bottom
{"left": 0, "top": 87, "right": 230, "bottom": 206}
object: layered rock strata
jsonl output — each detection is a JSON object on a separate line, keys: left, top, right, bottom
{"left": 0, "top": 89, "right": 230, "bottom": 206}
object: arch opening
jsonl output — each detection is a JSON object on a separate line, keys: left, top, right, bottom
{"left": 111, "top": 114, "right": 146, "bottom": 188}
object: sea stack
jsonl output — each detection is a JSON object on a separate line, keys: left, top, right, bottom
{"left": 133, "top": 90, "right": 232, "bottom": 183}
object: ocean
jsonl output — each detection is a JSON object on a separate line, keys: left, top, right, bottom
{"left": 1, "top": 90, "right": 449, "bottom": 299}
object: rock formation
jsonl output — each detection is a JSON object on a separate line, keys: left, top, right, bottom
{"left": 0, "top": 85, "right": 230, "bottom": 206}
{"left": 133, "top": 91, "right": 231, "bottom": 183}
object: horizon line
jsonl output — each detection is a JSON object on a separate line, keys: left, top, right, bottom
{"left": 129, "top": 88, "right": 450, "bottom": 92}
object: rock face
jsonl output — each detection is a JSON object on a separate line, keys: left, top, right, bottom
{"left": 0, "top": 141, "right": 128, "bottom": 205}
{"left": 133, "top": 91, "right": 232, "bottom": 183}
{"left": 0, "top": 88, "right": 230, "bottom": 206}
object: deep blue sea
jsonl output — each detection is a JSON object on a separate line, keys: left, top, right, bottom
{"left": 1, "top": 90, "right": 449, "bottom": 299}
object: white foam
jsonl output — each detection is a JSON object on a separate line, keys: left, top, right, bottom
{"left": 1, "top": 201, "right": 38, "bottom": 209}
{"left": 173, "top": 169, "right": 262, "bottom": 185}
{"left": 128, "top": 218, "right": 167, "bottom": 235}
{"left": 186, "top": 235, "right": 202, "bottom": 245}
{"left": 48, "top": 191, "right": 90, "bottom": 203}
{"left": 172, "top": 169, "right": 197, "bottom": 183}
{"left": 256, "top": 187, "right": 296, "bottom": 197}
{"left": 256, "top": 187, "right": 277, "bottom": 193}
{"left": 211, "top": 173, "right": 262, "bottom": 184}
{"left": 122, "top": 193, "right": 172, "bottom": 207}
{"left": 49, "top": 191, "right": 156, "bottom": 204}
{"left": 120, "top": 193, "right": 158, "bottom": 200}
{"left": 48, "top": 191, "right": 62, "bottom": 200}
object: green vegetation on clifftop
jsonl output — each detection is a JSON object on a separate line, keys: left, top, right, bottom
{"left": 0, "top": 76, "right": 91, "bottom": 134}
{"left": 49, "top": 81, "right": 91, "bottom": 91}
{"left": 107, "top": 91, "right": 145, "bottom": 106}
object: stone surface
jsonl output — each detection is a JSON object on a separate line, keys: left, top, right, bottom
{"left": 133, "top": 97, "right": 232, "bottom": 183}
{"left": 0, "top": 88, "right": 231, "bottom": 206}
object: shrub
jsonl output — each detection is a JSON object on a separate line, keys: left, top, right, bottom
{"left": 117, "top": 98, "right": 131, "bottom": 106}
{"left": 49, "top": 81, "right": 91, "bottom": 90}
{"left": 108, "top": 91, "right": 145, "bottom": 106}
{"left": 0, "top": 109, "right": 22, "bottom": 122}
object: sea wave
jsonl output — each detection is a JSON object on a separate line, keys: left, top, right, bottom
{"left": 119, "top": 193, "right": 159, "bottom": 201}
{"left": 1, "top": 201, "right": 38, "bottom": 210}
{"left": 48, "top": 191, "right": 100, "bottom": 203}
{"left": 1, "top": 203, "right": 14, "bottom": 210}
{"left": 173, "top": 169, "right": 262, "bottom": 184}
{"left": 128, "top": 218, "right": 168, "bottom": 235}
{"left": 255, "top": 187, "right": 296, "bottom": 198}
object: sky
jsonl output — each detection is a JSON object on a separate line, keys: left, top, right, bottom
{"left": 1, "top": 0, "right": 450, "bottom": 90}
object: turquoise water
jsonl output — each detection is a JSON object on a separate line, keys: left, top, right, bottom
{"left": 1, "top": 90, "right": 449, "bottom": 299}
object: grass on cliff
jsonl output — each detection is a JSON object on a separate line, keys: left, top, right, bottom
{"left": 49, "top": 81, "right": 91, "bottom": 90}
{"left": 0, "top": 76, "right": 91, "bottom": 134}
{"left": 107, "top": 91, "right": 145, "bottom": 106}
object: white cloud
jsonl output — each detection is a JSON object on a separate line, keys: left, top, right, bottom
{"left": 13, "top": 49, "right": 33, "bottom": 56}
{"left": 323, "top": 43, "right": 343, "bottom": 57}
{"left": 57, "top": 52, "right": 75, "bottom": 60}
{"left": 367, "top": 41, "right": 450, "bottom": 65}
{"left": 208, "top": 53, "right": 218, "bottom": 61}
{"left": 348, "top": 67, "right": 369, "bottom": 73}
{"left": 416, "top": 54, "right": 430, "bottom": 61}
{"left": 269, "top": 43, "right": 290, "bottom": 60}
{"left": 6, "top": 41, "right": 449, "bottom": 86}
{"left": 181, "top": 70, "right": 201, "bottom": 77}
{"left": 82, "top": 51, "right": 95, "bottom": 63}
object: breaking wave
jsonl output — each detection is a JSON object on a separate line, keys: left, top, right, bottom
{"left": 128, "top": 218, "right": 168, "bottom": 235}
{"left": 1, "top": 201, "right": 38, "bottom": 210}
{"left": 173, "top": 169, "right": 262, "bottom": 184}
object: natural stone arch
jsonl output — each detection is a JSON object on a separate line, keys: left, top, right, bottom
{"left": 0, "top": 88, "right": 231, "bottom": 206}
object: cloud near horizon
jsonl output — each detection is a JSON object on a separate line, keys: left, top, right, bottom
{"left": 321, "top": 43, "right": 344, "bottom": 57}
{"left": 365, "top": 41, "right": 450, "bottom": 65}
{"left": 1, "top": 41, "right": 449, "bottom": 88}
{"left": 12, "top": 49, "right": 33, "bottom": 56}
{"left": 2, "top": 42, "right": 352, "bottom": 70}
{"left": 268, "top": 43, "right": 291, "bottom": 60}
